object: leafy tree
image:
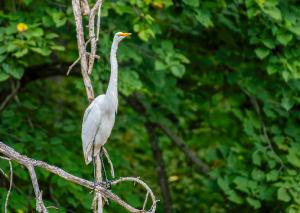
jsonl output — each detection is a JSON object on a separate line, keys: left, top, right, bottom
{"left": 1, "top": 0, "right": 300, "bottom": 212}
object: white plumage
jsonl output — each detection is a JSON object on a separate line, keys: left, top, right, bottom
{"left": 81, "top": 32, "right": 131, "bottom": 164}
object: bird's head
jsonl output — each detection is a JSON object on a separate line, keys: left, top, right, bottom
{"left": 114, "top": 32, "right": 132, "bottom": 42}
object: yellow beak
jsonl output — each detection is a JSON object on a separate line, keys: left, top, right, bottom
{"left": 119, "top": 32, "right": 132, "bottom": 37}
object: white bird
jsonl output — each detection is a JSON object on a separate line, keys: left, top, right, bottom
{"left": 82, "top": 32, "right": 131, "bottom": 164}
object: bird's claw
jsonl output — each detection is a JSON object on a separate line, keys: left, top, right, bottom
{"left": 94, "top": 180, "right": 112, "bottom": 189}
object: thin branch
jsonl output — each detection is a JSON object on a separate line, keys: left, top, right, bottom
{"left": 80, "top": 0, "right": 90, "bottom": 15}
{"left": 67, "top": 38, "right": 98, "bottom": 76}
{"left": 72, "top": 0, "right": 94, "bottom": 102}
{"left": 87, "top": 0, "right": 103, "bottom": 75}
{"left": 67, "top": 57, "right": 81, "bottom": 75}
{"left": 126, "top": 95, "right": 210, "bottom": 176}
{"left": 111, "top": 177, "right": 157, "bottom": 213}
{"left": 0, "top": 80, "right": 20, "bottom": 112}
{"left": 4, "top": 159, "right": 13, "bottom": 213}
{"left": 242, "top": 89, "right": 286, "bottom": 170}
{"left": 27, "top": 165, "right": 48, "bottom": 213}
{"left": 0, "top": 167, "right": 8, "bottom": 178}
{"left": 95, "top": 155, "right": 103, "bottom": 213}
{"left": 142, "top": 192, "right": 149, "bottom": 211}
{"left": 0, "top": 141, "right": 156, "bottom": 213}
{"left": 96, "top": 0, "right": 102, "bottom": 42}
{"left": 157, "top": 124, "right": 210, "bottom": 175}
{"left": 146, "top": 123, "right": 172, "bottom": 213}
{"left": 103, "top": 147, "right": 115, "bottom": 178}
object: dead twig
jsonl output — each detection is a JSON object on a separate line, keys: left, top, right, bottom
{"left": 243, "top": 90, "right": 286, "bottom": 170}
{"left": 72, "top": 0, "right": 94, "bottom": 102}
{"left": 111, "top": 177, "right": 158, "bottom": 213}
{"left": 4, "top": 159, "right": 13, "bottom": 213}
{"left": 87, "top": 0, "right": 103, "bottom": 75}
{"left": 0, "top": 141, "right": 156, "bottom": 213}
{"left": 80, "top": 0, "right": 90, "bottom": 15}
{"left": 102, "top": 147, "right": 115, "bottom": 178}
{"left": 0, "top": 80, "right": 20, "bottom": 112}
{"left": 142, "top": 192, "right": 149, "bottom": 211}
{"left": 27, "top": 165, "right": 48, "bottom": 213}
{"left": 67, "top": 38, "right": 96, "bottom": 76}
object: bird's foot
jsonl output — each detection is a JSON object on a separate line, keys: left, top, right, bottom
{"left": 94, "top": 180, "right": 112, "bottom": 189}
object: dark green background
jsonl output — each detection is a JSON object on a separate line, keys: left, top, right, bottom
{"left": 1, "top": 0, "right": 300, "bottom": 212}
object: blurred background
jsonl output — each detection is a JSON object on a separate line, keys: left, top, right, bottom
{"left": 1, "top": 0, "right": 300, "bottom": 212}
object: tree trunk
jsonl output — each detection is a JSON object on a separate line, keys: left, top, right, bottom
{"left": 146, "top": 123, "right": 173, "bottom": 213}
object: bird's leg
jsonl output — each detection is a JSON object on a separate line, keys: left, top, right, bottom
{"left": 92, "top": 140, "right": 96, "bottom": 190}
{"left": 92, "top": 156, "right": 96, "bottom": 189}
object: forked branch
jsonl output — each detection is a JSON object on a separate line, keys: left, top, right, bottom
{"left": 0, "top": 141, "right": 157, "bottom": 213}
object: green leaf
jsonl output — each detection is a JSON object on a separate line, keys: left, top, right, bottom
{"left": 25, "top": 28, "right": 44, "bottom": 38}
{"left": 288, "top": 25, "right": 300, "bottom": 36}
{"left": 262, "top": 38, "right": 275, "bottom": 49}
{"left": 287, "top": 148, "right": 300, "bottom": 167}
{"left": 51, "top": 45, "right": 65, "bottom": 51}
{"left": 251, "top": 169, "right": 265, "bottom": 181}
{"left": 255, "top": 0, "right": 265, "bottom": 8}
{"left": 51, "top": 12, "right": 67, "bottom": 27}
{"left": 183, "top": 0, "right": 199, "bottom": 7}
{"left": 217, "top": 177, "right": 230, "bottom": 192}
{"left": 30, "top": 47, "right": 51, "bottom": 56}
{"left": 246, "top": 197, "right": 261, "bottom": 209}
{"left": 234, "top": 176, "right": 249, "bottom": 193}
{"left": 252, "top": 150, "right": 262, "bottom": 166}
{"left": 10, "top": 67, "right": 24, "bottom": 79}
{"left": 23, "top": 0, "right": 32, "bottom": 5}
{"left": 155, "top": 60, "right": 166, "bottom": 70}
{"left": 0, "top": 55, "right": 6, "bottom": 63}
{"left": 0, "top": 72, "right": 9, "bottom": 81}
{"left": 263, "top": 7, "right": 282, "bottom": 21}
{"left": 277, "top": 188, "right": 291, "bottom": 202}
{"left": 195, "top": 9, "right": 214, "bottom": 28}
{"left": 266, "top": 170, "right": 279, "bottom": 182}
{"left": 2, "top": 64, "right": 24, "bottom": 79}
{"left": 119, "top": 71, "right": 142, "bottom": 96}
{"left": 13, "top": 48, "right": 28, "bottom": 58}
{"left": 46, "top": 33, "right": 59, "bottom": 39}
{"left": 170, "top": 64, "right": 185, "bottom": 78}
{"left": 266, "top": 64, "right": 278, "bottom": 74}
{"left": 227, "top": 190, "right": 243, "bottom": 204}
{"left": 281, "top": 95, "right": 294, "bottom": 111}
{"left": 255, "top": 48, "right": 270, "bottom": 59}
{"left": 276, "top": 33, "right": 293, "bottom": 46}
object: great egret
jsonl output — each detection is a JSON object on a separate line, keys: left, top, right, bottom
{"left": 82, "top": 32, "right": 131, "bottom": 165}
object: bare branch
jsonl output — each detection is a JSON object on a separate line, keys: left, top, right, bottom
{"left": 142, "top": 192, "right": 149, "bottom": 211}
{"left": 71, "top": 0, "right": 94, "bottom": 102}
{"left": 111, "top": 177, "right": 158, "bottom": 213}
{"left": 0, "top": 141, "right": 156, "bottom": 213}
{"left": 4, "top": 159, "right": 13, "bottom": 213}
{"left": 27, "top": 165, "right": 48, "bottom": 213}
{"left": 95, "top": 155, "right": 103, "bottom": 213}
{"left": 146, "top": 123, "right": 172, "bottom": 213}
{"left": 126, "top": 95, "right": 210, "bottom": 176}
{"left": 67, "top": 38, "right": 97, "bottom": 76}
{"left": 87, "top": 0, "right": 103, "bottom": 75}
{"left": 242, "top": 89, "right": 286, "bottom": 170}
{"left": 0, "top": 80, "right": 20, "bottom": 112}
{"left": 96, "top": 0, "right": 103, "bottom": 42}
{"left": 157, "top": 124, "right": 210, "bottom": 175}
{"left": 67, "top": 57, "right": 81, "bottom": 76}
{"left": 80, "top": 0, "right": 90, "bottom": 15}
{"left": 103, "top": 147, "right": 115, "bottom": 178}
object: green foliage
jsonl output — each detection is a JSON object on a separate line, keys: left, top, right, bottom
{"left": 1, "top": 0, "right": 300, "bottom": 212}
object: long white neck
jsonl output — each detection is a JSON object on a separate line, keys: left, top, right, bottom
{"left": 106, "top": 38, "right": 119, "bottom": 108}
